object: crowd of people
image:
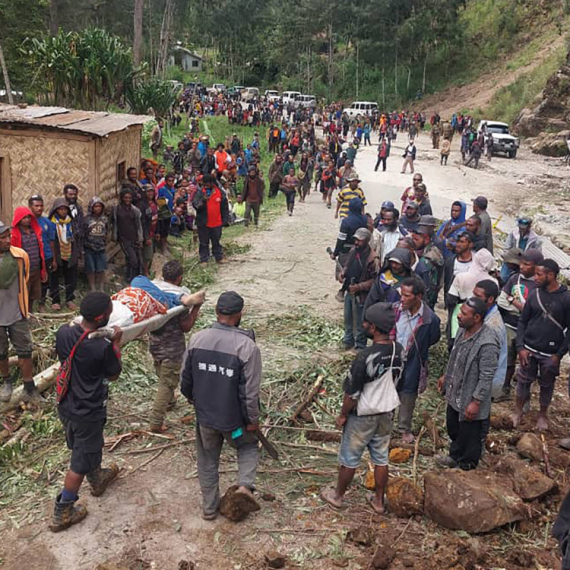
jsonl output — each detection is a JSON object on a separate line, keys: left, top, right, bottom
{"left": 2, "top": 91, "right": 570, "bottom": 559}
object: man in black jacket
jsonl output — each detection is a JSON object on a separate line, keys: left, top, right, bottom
{"left": 513, "top": 259, "right": 570, "bottom": 431}
{"left": 181, "top": 292, "right": 262, "bottom": 520}
{"left": 192, "top": 175, "right": 229, "bottom": 264}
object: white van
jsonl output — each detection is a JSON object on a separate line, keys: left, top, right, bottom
{"left": 343, "top": 101, "right": 378, "bottom": 117}
{"left": 294, "top": 94, "right": 317, "bottom": 109}
{"left": 282, "top": 91, "right": 301, "bottom": 106}
{"left": 264, "top": 90, "right": 280, "bottom": 102}
{"left": 241, "top": 87, "right": 260, "bottom": 102}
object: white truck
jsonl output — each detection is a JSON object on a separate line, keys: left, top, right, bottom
{"left": 478, "top": 120, "right": 520, "bottom": 159}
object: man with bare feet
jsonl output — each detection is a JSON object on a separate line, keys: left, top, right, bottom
{"left": 321, "top": 303, "right": 403, "bottom": 514}
{"left": 181, "top": 291, "right": 262, "bottom": 521}
{"left": 512, "top": 259, "right": 570, "bottom": 431}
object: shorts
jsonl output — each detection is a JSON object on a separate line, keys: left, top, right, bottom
{"left": 0, "top": 319, "right": 32, "bottom": 360}
{"left": 142, "top": 242, "right": 154, "bottom": 264}
{"left": 506, "top": 327, "right": 517, "bottom": 367}
{"left": 59, "top": 413, "right": 105, "bottom": 475}
{"left": 338, "top": 412, "right": 392, "bottom": 469}
{"left": 84, "top": 249, "right": 108, "bottom": 273}
{"left": 28, "top": 268, "right": 42, "bottom": 302}
{"left": 158, "top": 218, "right": 170, "bottom": 238}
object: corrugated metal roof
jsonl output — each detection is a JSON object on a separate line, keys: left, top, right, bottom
{"left": 0, "top": 103, "right": 152, "bottom": 137}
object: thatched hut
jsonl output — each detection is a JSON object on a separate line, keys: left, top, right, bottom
{"left": 0, "top": 104, "right": 152, "bottom": 220}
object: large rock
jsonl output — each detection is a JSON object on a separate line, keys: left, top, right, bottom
{"left": 517, "top": 433, "right": 544, "bottom": 461}
{"left": 527, "top": 131, "right": 569, "bottom": 157}
{"left": 424, "top": 470, "right": 526, "bottom": 533}
{"left": 386, "top": 476, "right": 423, "bottom": 517}
{"left": 494, "top": 456, "right": 557, "bottom": 501}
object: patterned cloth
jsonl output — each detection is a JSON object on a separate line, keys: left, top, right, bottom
{"left": 111, "top": 287, "right": 167, "bottom": 324}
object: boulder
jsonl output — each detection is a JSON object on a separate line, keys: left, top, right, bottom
{"left": 528, "top": 131, "right": 569, "bottom": 157}
{"left": 389, "top": 447, "right": 411, "bottom": 464}
{"left": 424, "top": 470, "right": 526, "bottom": 533}
{"left": 517, "top": 433, "right": 543, "bottom": 461}
{"left": 219, "top": 485, "right": 260, "bottom": 522}
{"left": 386, "top": 477, "right": 423, "bottom": 517}
{"left": 494, "top": 456, "right": 557, "bottom": 501}
{"left": 264, "top": 551, "right": 286, "bottom": 569}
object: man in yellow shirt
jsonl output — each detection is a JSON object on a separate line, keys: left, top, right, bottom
{"left": 335, "top": 175, "right": 367, "bottom": 220}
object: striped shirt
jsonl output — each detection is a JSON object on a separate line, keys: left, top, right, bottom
{"left": 336, "top": 187, "right": 367, "bottom": 218}
{"left": 21, "top": 232, "right": 41, "bottom": 270}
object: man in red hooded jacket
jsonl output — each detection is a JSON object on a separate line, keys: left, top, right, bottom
{"left": 11, "top": 207, "right": 47, "bottom": 313}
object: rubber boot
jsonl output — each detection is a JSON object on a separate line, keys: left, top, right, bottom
{"left": 22, "top": 381, "right": 43, "bottom": 404}
{"left": 86, "top": 464, "right": 120, "bottom": 497}
{"left": 49, "top": 494, "right": 88, "bottom": 533}
{"left": 0, "top": 378, "right": 13, "bottom": 402}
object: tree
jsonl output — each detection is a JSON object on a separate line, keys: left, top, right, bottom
{"left": 133, "top": 0, "right": 144, "bottom": 66}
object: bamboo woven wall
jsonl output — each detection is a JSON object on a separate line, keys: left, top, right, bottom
{"left": 98, "top": 127, "right": 142, "bottom": 205}
{"left": 0, "top": 130, "right": 90, "bottom": 212}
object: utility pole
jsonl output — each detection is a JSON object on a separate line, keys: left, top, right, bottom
{"left": 0, "top": 43, "right": 14, "bottom": 105}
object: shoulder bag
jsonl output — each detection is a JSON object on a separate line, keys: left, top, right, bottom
{"left": 56, "top": 330, "right": 89, "bottom": 404}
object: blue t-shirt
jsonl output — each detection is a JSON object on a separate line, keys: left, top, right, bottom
{"left": 158, "top": 185, "right": 175, "bottom": 211}
{"left": 37, "top": 216, "right": 56, "bottom": 260}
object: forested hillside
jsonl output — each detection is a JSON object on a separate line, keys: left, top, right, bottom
{"left": 0, "top": 0, "right": 568, "bottom": 108}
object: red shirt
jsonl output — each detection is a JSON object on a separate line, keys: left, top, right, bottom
{"left": 206, "top": 187, "right": 223, "bottom": 228}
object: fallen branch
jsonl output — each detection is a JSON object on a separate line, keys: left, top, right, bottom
{"left": 122, "top": 439, "right": 195, "bottom": 455}
{"left": 279, "top": 441, "right": 337, "bottom": 454}
{"left": 412, "top": 426, "right": 426, "bottom": 484}
{"left": 541, "top": 434, "right": 552, "bottom": 479}
{"left": 122, "top": 448, "right": 165, "bottom": 478}
{"left": 0, "top": 362, "right": 59, "bottom": 413}
{"left": 289, "top": 374, "right": 324, "bottom": 424}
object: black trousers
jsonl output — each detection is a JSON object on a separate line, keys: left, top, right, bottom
{"left": 197, "top": 225, "right": 223, "bottom": 262}
{"left": 51, "top": 259, "right": 77, "bottom": 304}
{"left": 120, "top": 240, "right": 142, "bottom": 282}
{"left": 446, "top": 405, "right": 482, "bottom": 470}
{"left": 269, "top": 181, "right": 280, "bottom": 198}
{"left": 375, "top": 157, "right": 387, "bottom": 171}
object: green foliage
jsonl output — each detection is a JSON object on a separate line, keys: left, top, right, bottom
{"left": 125, "top": 76, "right": 178, "bottom": 117}
{"left": 485, "top": 45, "right": 566, "bottom": 124}
{"left": 23, "top": 28, "right": 139, "bottom": 110}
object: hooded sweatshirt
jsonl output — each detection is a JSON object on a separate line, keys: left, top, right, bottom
{"left": 516, "top": 284, "right": 570, "bottom": 357}
{"left": 84, "top": 197, "right": 109, "bottom": 252}
{"left": 334, "top": 198, "right": 368, "bottom": 257}
{"left": 49, "top": 198, "right": 74, "bottom": 265}
{"left": 11, "top": 206, "right": 46, "bottom": 277}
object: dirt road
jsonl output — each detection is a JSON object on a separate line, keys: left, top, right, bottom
{"left": 2, "top": 133, "right": 569, "bottom": 569}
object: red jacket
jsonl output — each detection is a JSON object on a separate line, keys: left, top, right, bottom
{"left": 11, "top": 206, "right": 46, "bottom": 280}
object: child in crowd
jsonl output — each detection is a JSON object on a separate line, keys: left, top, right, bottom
{"left": 83, "top": 197, "right": 109, "bottom": 292}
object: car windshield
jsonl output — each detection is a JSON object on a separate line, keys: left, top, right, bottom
{"left": 487, "top": 125, "right": 509, "bottom": 135}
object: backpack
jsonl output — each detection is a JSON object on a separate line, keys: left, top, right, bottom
{"left": 56, "top": 330, "right": 89, "bottom": 404}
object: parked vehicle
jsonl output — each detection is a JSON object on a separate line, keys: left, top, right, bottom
{"left": 208, "top": 83, "right": 226, "bottom": 94}
{"left": 343, "top": 101, "right": 378, "bottom": 117}
{"left": 478, "top": 120, "right": 520, "bottom": 158}
{"left": 241, "top": 87, "right": 260, "bottom": 102}
{"left": 282, "top": 91, "right": 301, "bottom": 106}
{"left": 185, "top": 82, "right": 202, "bottom": 92}
{"left": 227, "top": 85, "right": 245, "bottom": 98}
{"left": 294, "top": 94, "right": 317, "bottom": 109}
{"left": 264, "top": 90, "right": 280, "bottom": 102}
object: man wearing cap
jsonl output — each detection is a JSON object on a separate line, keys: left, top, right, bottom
{"left": 411, "top": 216, "right": 444, "bottom": 309}
{"left": 437, "top": 297, "right": 499, "bottom": 470}
{"left": 240, "top": 166, "right": 265, "bottom": 227}
{"left": 504, "top": 217, "right": 542, "bottom": 254}
{"left": 496, "top": 249, "right": 542, "bottom": 401}
{"left": 472, "top": 196, "right": 493, "bottom": 254}
{"left": 321, "top": 302, "right": 404, "bottom": 514}
{"left": 339, "top": 228, "right": 379, "bottom": 352}
{"left": 181, "top": 292, "right": 262, "bottom": 520}
{"left": 0, "top": 221, "right": 41, "bottom": 403}
{"left": 401, "top": 201, "right": 421, "bottom": 233}
{"left": 513, "top": 259, "right": 570, "bottom": 431}
{"left": 335, "top": 175, "right": 367, "bottom": 220}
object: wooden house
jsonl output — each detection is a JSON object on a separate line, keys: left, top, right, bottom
{"left": 0, "top": 104, "right": 151, "bottom": 220}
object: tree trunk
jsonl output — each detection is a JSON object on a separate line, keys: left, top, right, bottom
{"left": 355, "top": 42, "right": 359, "bottom": 98}
{"left": 156, "top": 0, "right": 175, "bottom": 78}
{"left": 422, "top": 51, "right": 428, "bottom": 93}
{"left": 133, "top": 0, "right": 144, "bottom": 67}
{"left": 49, "top": 0, "right": 59, "bottom": 35}
{"left": 328, "top": 22, "right": 333, "bottom": 99}
{"left": 0, "top": 43, "right": 14, "bottom": 105}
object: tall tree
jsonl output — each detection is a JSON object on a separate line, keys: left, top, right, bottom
{"left": 133, "top": 0, "right": 144, "bottom": 66}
